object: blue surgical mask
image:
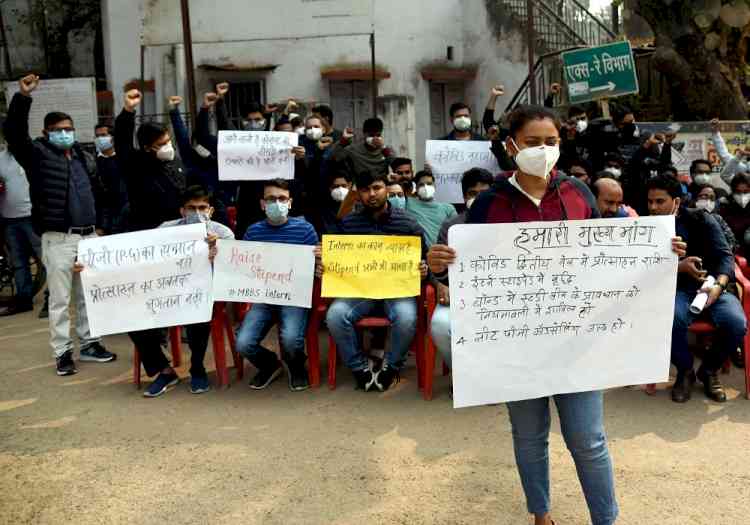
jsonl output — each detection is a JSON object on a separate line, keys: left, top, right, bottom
{"left": 94, "top": 135, "right": 113, "bottom": 153}
{"left": 48, "top": 130, "right": 75, "bottom": 150}
{"left": 388, "top": 196, "right": 406, "bottom": 209}
{"left": 265, "top": 201, "right": 289, "bottom": 223}
{"left": 185, "top": 210, "right": 211, "bottom": 224}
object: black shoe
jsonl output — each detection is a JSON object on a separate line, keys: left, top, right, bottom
{"left": 287, "top": 360, "right": 310, "bottom": 392}
{"left": 249, "top": 359, "right": 282, "bottom": 390}
{"left": 374, "top": 365, "right": 401, "bottom": 392}
{"left": 56, "top": 351, "right": 78, "bottom": 376}
{"left": 38, "top": 296, "right": 49, "bottom": 319}
{"left": 80, "top": 342, "right": 117, "bottom": 363}
{"left": 731, "top": 347, "right": 745, "bottom": 369}
{"left": 697, "top": 366, "right": 727, "bottom": 402}
{"left": 671, "top": 370, "right": 695, "bottom": 403}
{"left": 0, "top": 301, "right": 33, "bottom": 316}
{"left": 353, "top": 369, "right": 376, "bottom": 391}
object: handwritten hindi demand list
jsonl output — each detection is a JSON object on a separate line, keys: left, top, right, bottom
{"left": 213, "top": 240, "right": 316, "bottom": 308}
{"left": 78, "top": 224, "right": 213, "bottom": 337}
{"left": 218, "top": 130, "right": 298, "bottom": 181}
{"left": 448, "top": 217, "right": 677, "bottom": 408}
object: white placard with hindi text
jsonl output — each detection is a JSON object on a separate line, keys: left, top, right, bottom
{"left": 5, "top": 78, "right": 98, "bottom": 143}
{"left": 218, "top": 130, "right": 298, "bottom": 181}
{"left": 213, "top": 240, "right": 316, "bottom": 308}
{"left": 426, "top": 140, "right": 500, "bottom": 203}
{"left": 77, "top": 224, "right": 213, "bottom": 337}
{"left": 448, "top": 216, "right": 677, "bottom": 408}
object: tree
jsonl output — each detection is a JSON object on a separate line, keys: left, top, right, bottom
{"left": 629, "top": 0, "right": 749, "bottom": 119}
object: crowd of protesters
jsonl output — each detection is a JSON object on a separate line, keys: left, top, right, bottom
{"left": 2, "top": 73, "right": 750, "bottom": 525}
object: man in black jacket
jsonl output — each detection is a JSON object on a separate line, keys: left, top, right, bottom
{"left": 325, "top": 168, "right": 428, "bottom": 392}
{"left": 647, "top": 174, "right": 746, "bottom": 403}
{"left": 3, "top": 74, "right": 115, "bottom": 376}
{"left": 94, "top": 123, "right": 128, "bottom": 234}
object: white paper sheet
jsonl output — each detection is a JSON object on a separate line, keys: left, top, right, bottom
{"left": 448, "top": 216, "right": 677, "bottom": 408}
{"left": 425, "top": 140, "right": 500, "bottom": 203}
{"left": 212, "top": 240, "right": 316, "bottom": 308}
{"left": 218, "top": 130, "right": 298, "bottom": 181}
{"left": 77, "top": 224, "right": 213, "bottom": 336}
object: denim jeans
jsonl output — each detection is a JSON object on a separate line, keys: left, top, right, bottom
{"left": 430, "top": 304, "right": 452, "bottom": 369}
{"left": 41, "top": 231, "right": 100, "bottom": 358}
{"left": 4, "top": 217, "right": 42, "bottom": 304}
{"left": 235, "top": 303, "right": 309, "bottom": 363}
{"left": 326, "top": 297, "right": 417, "bottom": 371}
{"left": 507, "top": 391, "right": 618, "bottom": 525}
{"left": 672, "top": 289, "right": 747, "bottom": 373}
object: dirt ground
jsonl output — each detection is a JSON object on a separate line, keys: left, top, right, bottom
{"left": 1, "top": 307, "right": 749, "bottom": 525}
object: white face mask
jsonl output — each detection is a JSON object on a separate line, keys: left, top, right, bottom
{"left": 693, "top": 174, "right": 712, "bottom": 186}
{"left": 417, "top": 184, "right": 436, "bottom": 200}
{"left": 695, "top": 199, "right": 716, "bottom": 213}
{"left": 576, "top": 119, "right": 588, "bottom": 133}
{"left": 295, "top": 127, "right": 305, "bottom": 136}
{"left": 735, "top": 193, "right": 750, "bottom": 208}
{"left": 366, "top": 136, "right": 382, "bottom": 147}
{"left": 156, "top": 143, "right": 175, "bottom": 162}
{"left": 306, "top": 128, "right": 323, "bottom": 141}
{"left": 466, "top": 197, "right": 476, "bottom": 209}
{"left": 454, "top": 116, "right": 472, "bottom": 132}
{"left": 512, "top": 140, "right": 560, "bottom": 178}
{"left": 604, "top": 167, "right": 622, "bottom": 179}
{"left": 331, "top": 187, "right": 349, "bottom": 202}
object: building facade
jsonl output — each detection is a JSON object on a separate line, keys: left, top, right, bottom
{"left": 102, "top": 0, "right": 529, "bottom": 165}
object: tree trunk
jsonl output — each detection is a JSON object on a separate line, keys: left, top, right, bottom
{"left": 632, "top": 0, "right": 748, "bottom": 120}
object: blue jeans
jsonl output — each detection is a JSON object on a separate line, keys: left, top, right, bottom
{"left": 672, "top": 289, "right": 747, "bottom": 373}
{"left": 235, "top": 304, "right": 309, "bottom": 363}
{"left": 326, "top": 297, "right": 417, "bottom": 371}
{"left": 507, "top": 391, "right": 618, "bottom": 525}
{"left": 430, "top": 304, "right": 452, "bottom": 369}
{"left": 4, "top": 217, "right": 42, "bottom": 304}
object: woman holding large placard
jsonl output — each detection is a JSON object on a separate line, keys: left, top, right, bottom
{"left": 427, "top": 106, "right": 615, "bottom": 525}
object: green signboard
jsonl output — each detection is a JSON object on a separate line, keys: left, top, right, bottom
{"left": 562, "top": 41, "right": 639, "bottom": 104}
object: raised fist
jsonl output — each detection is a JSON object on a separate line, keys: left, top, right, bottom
{"left": 168, "top": 95, "right": 183, "bottom": 108}
{"left": 124, "top": 89, "right": 143, "bottom": 112}
{"left": 264, "top": 103, "right": 279, "bottom": 114}
{"left": 549, "top": 83, "right": 562, "bottom": 95}
{"left": 491, "top": 84, "right": 505, "bottom": 97}
{"left": 342, "top": 127, "right": 354, "bottom": 141}
{"left": 710, "top": 118, "right": 720, "bottom": 133}
{"left": 19, "top": 74, "right": 39, "bottom": 96}
{"left": 216, "top": 82, "right": 229, "bottom": 98}
{"left": 203, "top": 92, "right": 218, "bottom": 108}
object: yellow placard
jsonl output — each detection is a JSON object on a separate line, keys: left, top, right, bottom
{"left": 321, "top": 235, "right": 421, "bottom": 299}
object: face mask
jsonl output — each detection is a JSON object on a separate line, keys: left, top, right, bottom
{"left": 417, "top": 184, "right": 436, "bottom": 200}
{"left": 693, "top": 174, "right": 712, "bottom": 186}
{"left": 576, "top": 120, "right": 588, "bottom": 133}
{"left": 466, "top": 197, "right": 476, "bottom": 209}
{"left": 388, "top": 196, "right": 406, "bottom": 209}
{"left": 306, "top": 128, "right": 323, "bottom": 141}
{"left": 604, "top": 167, "right": 622, "bottom": 179}
{"left": 244, "top": 120, "right": 266, "bottom": 131}
{"left": 512, "top": 140, "right": 560, "bottom": 178}
{"left": 156, "top": 143, "right": 175, "bottom": 162}
{"left": 622, "top": 123, "right": 637, "bottom": 138}
{"left": 454, "top": 116, "right": 472, "bottom": 132}
{"left": 193, "top": 144, "right": 211, "bottom": 158}
{"left": 331, "top": 187, "right": 349, "bottom": 202}
{"left": 289, "top": 113, "right": 300, "bottom": 121}
{"left": 48, "top": 130, "right": 75, "bottom": 150}
{"left": 365, "top": 136, "right": 382, "bottom": 148}
{"left": 185, "top": 210, "right": 211, "bottom": 224}
{"left": 94, "top": 135, "right": 113, "bottom": 153}
{"left": 734, "top": 193, "right": 750, "bottom": 208}
{"left": 695, "top": 199, "right": 716, "bottom": 213}
{"left": 295, "top": 127, "right": 305, "bottom": 136}
{"left": 265, "top": 201, "right": 289, "bottom": 223}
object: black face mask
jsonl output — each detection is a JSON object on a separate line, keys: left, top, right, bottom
{"left": 621, "top": 123, "right": 636, "bottom": 139}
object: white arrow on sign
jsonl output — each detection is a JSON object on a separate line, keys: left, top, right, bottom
{"left": 590, "top": 81, "right": 616, "bottom": 93}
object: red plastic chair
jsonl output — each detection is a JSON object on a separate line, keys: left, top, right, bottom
{"left": 423, "top": 283, "right": 451, "bottom": 400}
{"left": 646, "top": 258, "right": 750, "bottom": 398}
{"left": 226, "top": 206, "right": 238, "bottom": 232}
{"left": 325, "top": 285, "right": 427, "bottom": 391}
{"left": 230, "top": 280, "right": 324, "bottom": 388}
{"left": 133, "top": 303, "right": 243, "bottom": 389}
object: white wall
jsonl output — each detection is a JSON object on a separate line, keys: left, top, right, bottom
{"left": 105, "top": 0, "right": 528, "bottom": 163}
